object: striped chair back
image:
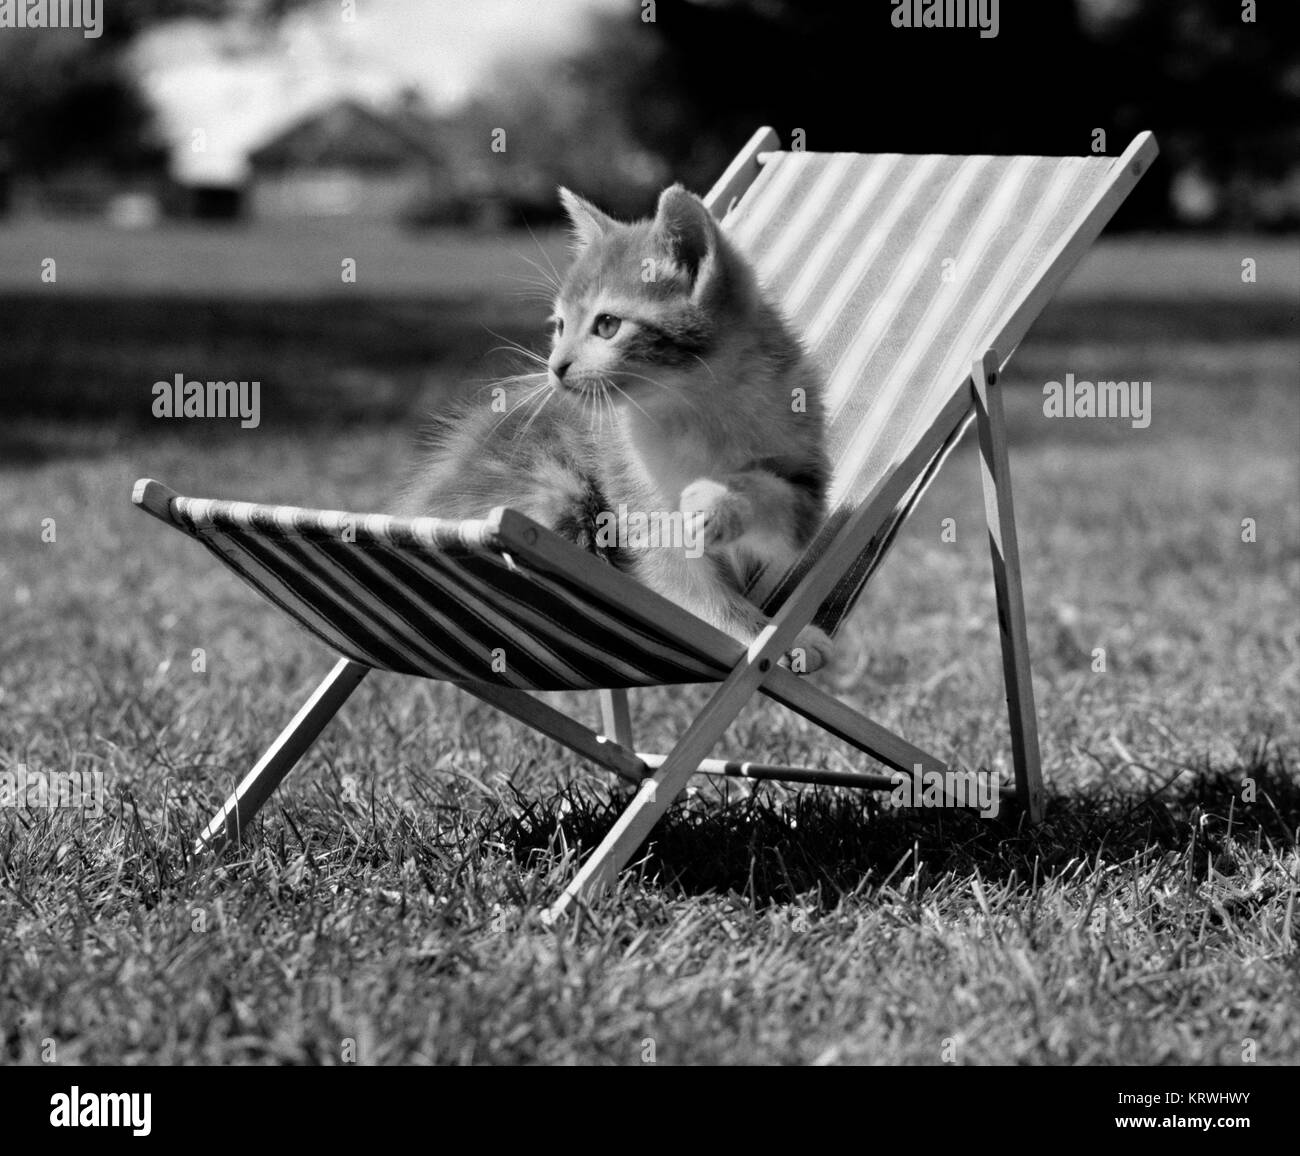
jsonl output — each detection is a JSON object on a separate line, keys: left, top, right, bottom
{"left": 720, "top": 147, "right": 1146, "bottom": 633}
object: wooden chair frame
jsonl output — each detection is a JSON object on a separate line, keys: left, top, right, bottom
{"left": 174, "top": 127, "right": 1158, "bottom": 921}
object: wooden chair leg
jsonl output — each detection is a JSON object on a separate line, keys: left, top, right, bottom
{"left": 972, "top": 351, "right": 1046, "bottom": 823}
{"left": 546, "top": 653, "right": 782, "bottom": 923}
{"left": 194, "top": 658, "right": 370, "bottom": 854}
{"left": 465, "top": 683, "right": 646, "bottom": 784}
{"left": 598, "top": 688, "right": 634, "bottom": 749}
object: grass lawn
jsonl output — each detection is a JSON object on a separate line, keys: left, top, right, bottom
{"left": 0, "top": 225, "right": 1297, "bottom": 1064}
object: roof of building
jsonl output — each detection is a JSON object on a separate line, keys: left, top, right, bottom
{"left": 248, "top": 98, "right": 443, "bottom": 172}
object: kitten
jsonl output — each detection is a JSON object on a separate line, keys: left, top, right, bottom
{"left": 399, "top": 184, "right": 834, "bottom": 670}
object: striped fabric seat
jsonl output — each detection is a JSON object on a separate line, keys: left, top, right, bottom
{"left": 723, "top": 150, "right": 1139, "bottom": 631}
{"left": 154, "top": 495, "right": 732, "bottom": 691}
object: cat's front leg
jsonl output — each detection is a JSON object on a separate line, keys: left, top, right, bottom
{"left": 679, "top": 473, "right": 833, "bottom": 672}
{"left": 690, "top": 562, "right": 834, "bottom": 674}
{"left": 679, "top": 470, "right": 817, "bottom": 559}
{"left": 678, "top": 477, "right": 752, "bottom": 550}
{"left": 716, "top": 596, "right": 835, "bottom": 674}
{"left": 783, "top": 622, "right": 834, "bottom": 673}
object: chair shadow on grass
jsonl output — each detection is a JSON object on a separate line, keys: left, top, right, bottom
{"left": 494, "top": 746, "right": 1297, "bottom": 909}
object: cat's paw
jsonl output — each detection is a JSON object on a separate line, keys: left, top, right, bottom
{"left": 679, "top": 478, "right": 751, "bottom": 549}
{"left": 779, "top": 625, "right": 834, "bottom": 674}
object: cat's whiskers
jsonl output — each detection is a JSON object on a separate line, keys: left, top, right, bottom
{"left": 504, "top": 283, "right": 563, "bottom": 307}
{"left": 477, "top": 350, "right": 551, "bottom": 430}
{"left": 589, "top": 387, "right": 602, "bottom": 439}
{"left": 601, "top": 376, "right": 654, "bottom": 424}
{"left": 514, "top": 381, "right": 556, "bottom": 445}
{"left": 502, "top": 273, "right": 564, "bottom": 303}
{"left": 600, "top": 383, "right": 618, "bottom": 440}
{"left": 690, "top": 354, "right": 720, "bottom": 385}
{"left": 610, "top": 369, "right": 703, "bottom": 417}
{"left": 501, "top": 380, "right": 551, "bottom": 417}
{"left": 518, "top": 253, "right": 561, "bottom": 288}
{"left": 466, "top": 370, "right": 546, "bottom": 409}
{"left": 483, "top": 348, "right": 553, "bottom": 371}
{"left": 520, "top": 222, "right": 564, "bottom": 291}
{"left": 510, "top": 250, "right": 562, "bottom": 296}
{"left": 467, "top": 374, "right": 553, "bottom": 447}
{"left": 481, "top": 329, "right": 550, "bottom": 366}
{"left": 469, "top": 369, "right": 549, "bottom": 391}
{"left": 609, "top": 368, "right": 679, "bottom": 394}
{"left": 491, "top": 397, "right": 548, "bottom": 448}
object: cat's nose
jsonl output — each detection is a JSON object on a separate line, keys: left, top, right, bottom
{"left": 552, "top": 359, "right": 572, "bottom": 382}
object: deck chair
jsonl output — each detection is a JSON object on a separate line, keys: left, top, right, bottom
{"left": 133, "top": 127, "right": 1157, "bottom": 920}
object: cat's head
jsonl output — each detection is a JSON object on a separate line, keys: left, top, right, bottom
{"left": 546, "top": 183, "right": 762, "bottom": 410}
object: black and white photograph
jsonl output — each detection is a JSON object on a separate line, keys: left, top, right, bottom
{"left": 1, "top": 0, "right": 1297, "bottom": 1126}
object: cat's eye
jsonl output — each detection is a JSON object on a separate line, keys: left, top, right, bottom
{"left": 593, "top": 314, "right": 621, "bottom": 340}
{"left": 553, "top": 317, "right": 564, "bottom": 336}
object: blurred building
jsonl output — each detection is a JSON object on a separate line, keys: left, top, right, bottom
{"left": 247, "top": 98, "right": 455, "bottom": 222}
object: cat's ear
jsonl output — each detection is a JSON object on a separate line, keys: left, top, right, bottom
{"left": 652, "top": 184, "right": 718, "bottom": 286}
{"left": 558, "top": 187, "right": 614, "bottom": 251}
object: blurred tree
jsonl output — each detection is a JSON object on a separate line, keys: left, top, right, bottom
{"left": 0, "top": 31, "right": 160, "bottom": 175}
{"left": 0, "top": 0, "right": 319, "bottom": 175}
{"left": 1085, "top": 0, "right": 1300, "bottom": 228}
{"left": 545, "top": 0, "right": 1299, "bottom": 229}
{"left": 570, "top": 0, "right": 1104, "bottom": 200}
{"left": 442, "top": 41, "right": 672, "bottom": 222}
